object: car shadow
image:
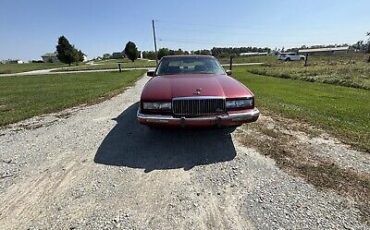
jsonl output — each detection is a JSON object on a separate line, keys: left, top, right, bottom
{"left": 94, "top": 103, "right": 237, "bottom": 172}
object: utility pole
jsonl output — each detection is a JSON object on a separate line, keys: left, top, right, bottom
{"left": 152, "top": 20, "right": 158, "bottom": 65}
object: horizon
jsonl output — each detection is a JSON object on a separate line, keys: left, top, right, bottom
{"left": 1, "top": 0, "right": 369, "bottom": 61}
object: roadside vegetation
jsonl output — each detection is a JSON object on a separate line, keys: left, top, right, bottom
{"left": 0, "top": 70, "right": 145, "bottom": 126}
{"left": 241, "top": 53, "right": 370, "bottom": 90}
{"left": 233, "top": 68, "right": 370, "bottom": 152}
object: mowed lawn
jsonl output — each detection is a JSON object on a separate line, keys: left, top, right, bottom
{"left": 55, "top": 59, "right": 156, "bottom": 72}
{"left": 0, "top": 70, "right": 145, "bottom": 126}
{"left": 0, "top": 63, "right": 67, "bottom": 74}
{"left": 233, "top": 67, "right": 370, "bottom": 152}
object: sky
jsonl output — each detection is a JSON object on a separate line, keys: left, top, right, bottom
{"left": 1, "top": 0, "right": 369, "bottom": 60}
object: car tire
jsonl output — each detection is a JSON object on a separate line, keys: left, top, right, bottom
{"left": 222, "top": 126, "right": 238, "bottom": 134}
{"left": 300, "top": 57, "right": 305, "bottom": 61}
{"left": 285, "top": 58, "right": 291, "bottom": 61}
{"left": 147, "top": 125, "right": 160, "bottom": 130}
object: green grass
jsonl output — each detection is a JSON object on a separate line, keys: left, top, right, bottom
{"left": 233, "top": 67, "right": 370, "bottom": 152}
{"left": 0, "top": 70, "right": 145, "bottom": 126}
{"left": 0, "top": 63, "right": 68, "bottom": 74}
{"left": 94, "top": 58, "right": 155, "bottom": 64}
{"left": 219, "top": 55, "right": 276, "bottom": 64}
{"left": 55, "top": 59, "right": 156, "bottom": 72}
{"left": 0, "top": 59, "right": 155, "bottom": 74}
{"left": 245, "top": 53, "right": 370, "bottom": 90}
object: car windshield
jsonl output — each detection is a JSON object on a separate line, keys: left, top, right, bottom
{"left": 156, "top": 56, "right": 226, "bottom": 75}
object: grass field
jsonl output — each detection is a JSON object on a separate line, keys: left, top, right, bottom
{"left": 0, "top": 62, "right": 68, "bottom": 74}
{"left": 55, "top": 59, "right": 156, "bottom": 72}
{"left": 0, "top": 59, "right": 155, "bottom": 74}
{"left": 233, "top": 67, "right": 370, "bottom": 152}
{"left": 94, "top": 58, "right": 156, "bottom": 64}
{"left": 233, "top": 53, "right": 370, "bottom": 90}
{"left": 0, "top": 70, "right": 145, "bottom": 126}
{"left": 219, "top": 55, "right": 276, "bottom": 64}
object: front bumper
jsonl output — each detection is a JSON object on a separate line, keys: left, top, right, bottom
{"left": 137, "top": 108, "right": 260, "bottom": 127}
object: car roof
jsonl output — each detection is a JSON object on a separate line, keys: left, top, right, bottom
{"left": 280, "top": 52, "right": 297, "bottom": 55}
{"left": 161, "top": 55, "right": 215, "bottom": 59}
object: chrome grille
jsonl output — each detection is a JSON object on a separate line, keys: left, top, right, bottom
{"left": 172, "top": 97, "right": 226, "bottom": 117}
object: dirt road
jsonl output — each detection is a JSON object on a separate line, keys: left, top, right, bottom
{"left": 0, "top": 75, "right": 369, "bottom": 229}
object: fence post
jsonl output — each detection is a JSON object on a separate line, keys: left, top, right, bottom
{"left": 304, "top": 54, "right": 309, "bottom": 66}
{"left": 229, "top": 56, "right": 234, "bottom": 70}
{"left": 118, "top": 63, "right": 122, "bottom": 72}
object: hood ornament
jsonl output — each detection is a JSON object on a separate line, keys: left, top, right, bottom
{"left": 194, "top": 88, "right": 202, "bottom": 95}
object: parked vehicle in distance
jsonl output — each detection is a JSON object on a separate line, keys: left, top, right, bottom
{"left": 137, "top": 55, "right": 260, "bottom": 128}
{"left": 278, "top": 52, "right": 305, "bottom": 61}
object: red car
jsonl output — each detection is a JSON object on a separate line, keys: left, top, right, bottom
{"left": 137, "top": 55, "right": 259, "bottom": 128}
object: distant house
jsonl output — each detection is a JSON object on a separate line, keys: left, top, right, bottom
{"left": 3, "top": 59, "right": 24, "bottom": 64}
{"left": 112, "top": 52, "right": 123, "bottom": 59}
{"left": 102, "top": 53, "right": 112, "bottom": 59}
{"left": 41, "top": 52, "right": 59, "bottom": 63}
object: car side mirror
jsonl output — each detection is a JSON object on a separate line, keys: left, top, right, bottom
{"left": 147, "top": 70, "right": 155, "bottom": 77}
{"left": 226, "top": 70, "right": 232, "bottom": 76}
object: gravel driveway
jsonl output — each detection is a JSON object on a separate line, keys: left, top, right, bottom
{"left": 0, "top": 75, "right": 369, "bottom": 229}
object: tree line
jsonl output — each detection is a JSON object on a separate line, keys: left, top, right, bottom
{"left": 141, "top": 46, "right": 271, "bottom": 60}
{"left": 353, "top": 32, "right": 370, "bottom": 61}
{"left": 58, "top": 31, "right": 370, "bottom": 64}
{"left": 56, "top": 36, "right": 141, "bottom": 64}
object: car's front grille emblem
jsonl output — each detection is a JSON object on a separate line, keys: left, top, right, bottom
{"left": 194, "top": 88, "right": 202, "bottom": 95}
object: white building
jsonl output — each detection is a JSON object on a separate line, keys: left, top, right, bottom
{"left": 41, "top": 52, "right": 59, "bottom": 63}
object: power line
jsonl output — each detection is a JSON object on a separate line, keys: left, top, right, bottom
{"left": 158, "top": 38, "right": 269, "bottom": 48}
{"left": 157, "top": 26, "right": 270, "bottom": 37}
{"left": 153, "top": 19, "right": 357, "bottom": 50}
{"left": 156, "top": 19, "right": 257, "bottom": 30}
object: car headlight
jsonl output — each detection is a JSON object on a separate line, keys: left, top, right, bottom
{"left": 226, "top": 98, "right": 254, "bottom": 109}
{"left": 143, "top": 102, "right": 172, "bottom": 110}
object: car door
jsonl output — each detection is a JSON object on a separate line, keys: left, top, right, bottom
{"left": 292, "top": 54, "right": 299, "bottom": 61}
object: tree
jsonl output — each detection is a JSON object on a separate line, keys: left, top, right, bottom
{"left": 72, "top": 48, "right": 80, "bottom": 65}
{"left": 142, "top": 51, "right": 156, "bottom": 60}
{"left": 56, "top": 36, "right": 84, "bottom": 65}
{"left": 195, "top": 49, "right": 211, "bottom": 55}
{"left": 56, "top": 36, "right": 75, "bottom": 65}
{"left": 124, "top": 41, "right": 138, "bottom": 62}
{"left": 175, "top": 49, "right": 184, "bottom": 55}
{"left": 102, "top": 53, "right": 111, "bottom": 59}
{"left": 78, "top": 50, "right": 85, "bottom": 62}
{"left": 157, "top": 48, "right": 170, "bottom": 59}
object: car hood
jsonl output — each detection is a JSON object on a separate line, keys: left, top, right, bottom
{"left": 141, "top": 74, "right": 253, "bottom": 101}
